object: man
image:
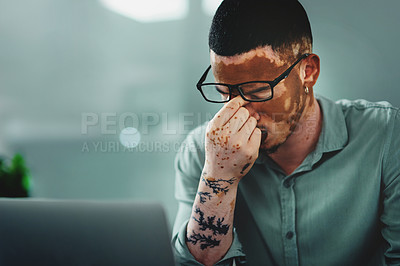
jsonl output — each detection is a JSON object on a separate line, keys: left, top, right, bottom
{"left": 172, "top": 0, "right": 400, "bottom": 265}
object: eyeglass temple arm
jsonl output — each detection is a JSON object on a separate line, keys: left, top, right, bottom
{"left": 272, "top": 53, "right": 310, "bottom": 85}
{"left": 197, "top": 65, "right": 212, "bottom": 85}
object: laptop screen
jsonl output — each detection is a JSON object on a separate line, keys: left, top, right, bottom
{"left": 0, "top": 198, "right": 175, "bottom": 266}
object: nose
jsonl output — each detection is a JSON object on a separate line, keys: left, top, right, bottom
{"left": 230, "top": 89, "right": 241, "bottom": 100}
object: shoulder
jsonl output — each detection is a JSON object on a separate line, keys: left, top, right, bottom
{"left": 334, "top": 98, "right": 399, "bottom": 172}
{"left": 316, "top": 95, "right": 399, "bottom": 157}
{"left": 326, "top": 98, "right": 399, "bottom": 137}
{"left": 336, "top": 98, "right": 398, "bottom": 125}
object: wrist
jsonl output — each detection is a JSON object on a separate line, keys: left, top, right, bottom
{"left": 200, "top": 170, "right": 240, "bottom": 193}
{"left": 201, "top": 171, "right": 241, "bottom": 187}
{"left": 203, "top": 162, "right": 242, "bottom": 180}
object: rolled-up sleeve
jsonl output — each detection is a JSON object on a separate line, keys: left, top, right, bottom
{"left": 172, "top": 124, "right": 246, "bottom": 265}
{"left": 381, "top": 109, "right": 400, "bottom": 266}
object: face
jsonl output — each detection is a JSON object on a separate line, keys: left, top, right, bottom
{"left": 210, "top": 47, "right": 309, "bottom": 154}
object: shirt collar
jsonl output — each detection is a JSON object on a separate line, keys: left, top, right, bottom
{"left": 314, "top": 94, "right": 348, "bottom": 154}
{"left": 255, "top": 94, "right": 348, "bottom": 165}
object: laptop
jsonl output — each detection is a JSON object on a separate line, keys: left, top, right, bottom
{"left": 0, "top": 198, "right": 175, "bottom": 266}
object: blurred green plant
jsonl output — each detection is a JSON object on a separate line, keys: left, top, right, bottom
{"left": 0, "top": 154, "right": 30, "bottom": 197}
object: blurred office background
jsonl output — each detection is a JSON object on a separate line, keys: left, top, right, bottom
{"left": 0, "top": 0, "right": 399, "bottom": 226}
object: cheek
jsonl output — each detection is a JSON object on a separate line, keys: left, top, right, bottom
{"left": 248, "top": 74, "right": 304, "bottom": 123}
{"left": 255, "top": 92, "right": 294, "bottom": 122}
{"left": 269, "top": 75, "right": 304, "bottom": 118}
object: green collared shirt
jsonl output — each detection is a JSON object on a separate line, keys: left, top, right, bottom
{"left": 172, "top": 95, "right": 400, "bottom": 266}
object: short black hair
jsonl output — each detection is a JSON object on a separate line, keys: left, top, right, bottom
{"left": 209, "top": 0, "right": 312, "bottom": 59}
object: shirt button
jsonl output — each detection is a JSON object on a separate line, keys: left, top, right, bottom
{"left": 286, "top": 231, "right": 294, "bottom": 239}
{"left": 283, "top": 180, "right": 291, "bottom": 188}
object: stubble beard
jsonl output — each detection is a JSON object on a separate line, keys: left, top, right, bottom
{"left": 259, "top": 130, "right": 293, "bottom": 155}
{"left": 258, "top": 107, "right": 305, "bottom": 155}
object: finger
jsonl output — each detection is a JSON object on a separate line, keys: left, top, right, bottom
{"left": 248, "top": 127, "right": 262, "bottom": 149}
{"left": 213, "top": 96, "right": 247, "bottom": 127}
{"left": 225, "top": 107, "right": 249, "bottom": 133}
{"left": 238, "top": 116, "right": 257, "bottom": 140}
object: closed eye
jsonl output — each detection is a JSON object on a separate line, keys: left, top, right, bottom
{"left": 216, "top": 86, "right": 229, "bottom": 95}
{"left": 244, "top": 86, "right": 270, "bottom": 95}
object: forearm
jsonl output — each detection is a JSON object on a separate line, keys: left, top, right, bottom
{"left": 184, "top": 97, "right": 261, "bottom": 265}
{"left": 186, "top": 170, "right": 239, "bottom": 266}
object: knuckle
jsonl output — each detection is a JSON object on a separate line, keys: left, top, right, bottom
{"left": 244, "top": 149, "right": 253, "bottom": 157}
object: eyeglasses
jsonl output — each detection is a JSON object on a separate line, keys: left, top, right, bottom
{"left": 196, "top": 53, "right": 310, "bottom": 103}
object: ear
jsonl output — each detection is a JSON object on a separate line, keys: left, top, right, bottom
{"left": 302, "top": 54, "right": 320, "bottom": 88}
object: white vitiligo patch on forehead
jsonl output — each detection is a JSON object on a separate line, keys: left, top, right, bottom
{"left": 210, "top": 46, "right": 286, "bottom": 67}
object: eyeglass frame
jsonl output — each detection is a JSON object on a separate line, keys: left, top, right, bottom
{"left": 196, "top": 53, "right": 310, "bottom": 103}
